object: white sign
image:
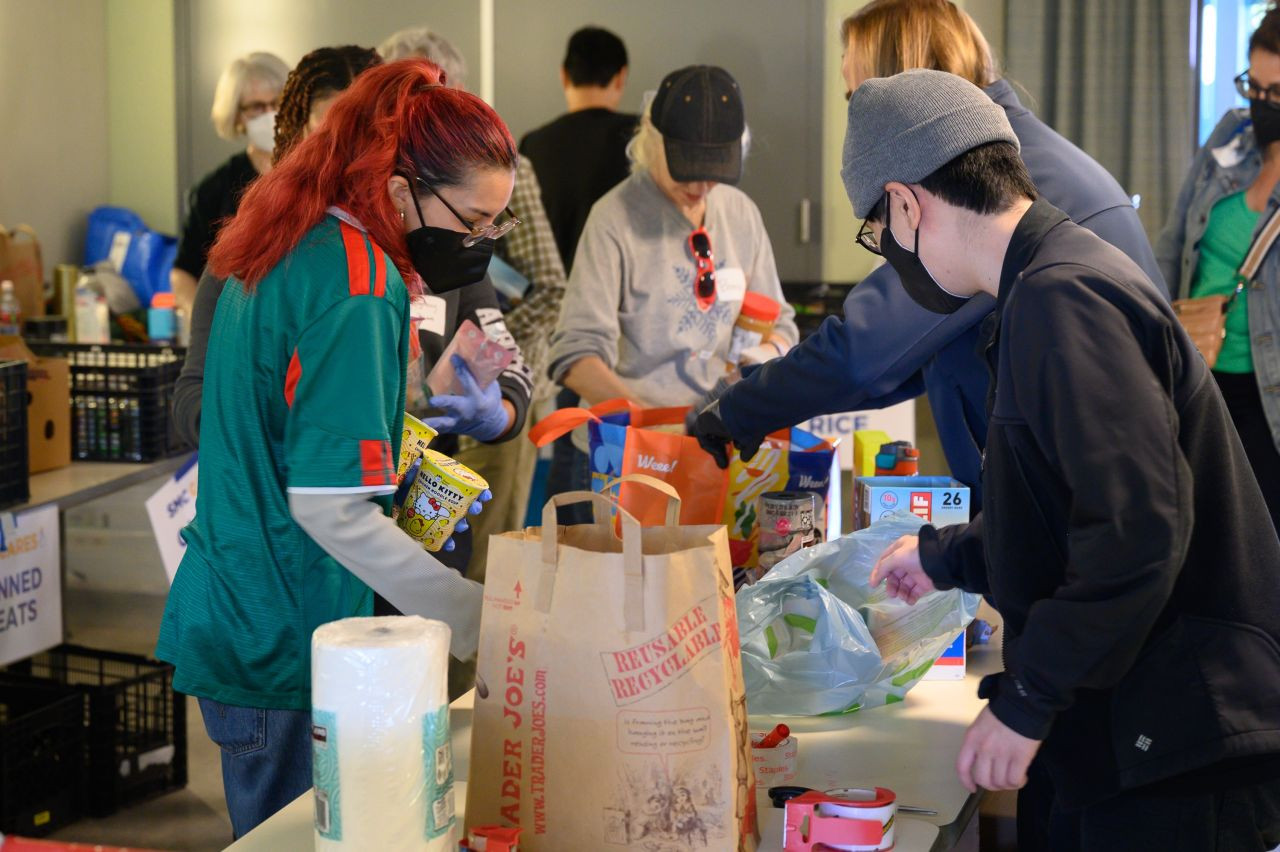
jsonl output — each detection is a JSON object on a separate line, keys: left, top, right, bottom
{"left": 0, "top": 504, "right": 62, "bottom": 666}
{"left": 804, "top": 400, "right": 916, "bottom": 471}
{"left": 145, "top": 454, "right": 198, "bottom": 585}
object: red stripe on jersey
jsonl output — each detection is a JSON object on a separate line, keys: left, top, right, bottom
{"left": 360, "top": 439, "right": 393, "bottom": 486}
{"left": 339, "top": 222, "right": 371, "bottom": 296}
{"left": 371, "top": 243, "right": 387, "bottom": 298}
{"left": 284, "top": 348, "right": 301, "bottom": 407}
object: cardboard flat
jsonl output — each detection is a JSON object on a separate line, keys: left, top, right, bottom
{"left": 0, "top": 336, "right": 70, "bottom": 473}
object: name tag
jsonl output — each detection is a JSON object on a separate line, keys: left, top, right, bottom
{"left": 717, "top": 267, "right": 746, "bottom": 302}
{"left": 411, "top": 295, "right": 447, "bottom": 336}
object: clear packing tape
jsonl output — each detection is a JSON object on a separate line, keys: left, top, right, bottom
{"left": 737, "top": 513, "right": 979, "bottom": 716}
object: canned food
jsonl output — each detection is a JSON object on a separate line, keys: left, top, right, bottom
{"left": 396, "top": 449, "right": 488, "bottom": 552}
{"left": 756, "top": 491, "right": 817, "bottom": 577}
{"left": 397, "top": 412, "right": 438, "bottom": 481}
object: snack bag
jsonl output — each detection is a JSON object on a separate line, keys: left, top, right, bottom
{"left": 427, "top": 319, "right": 514, "bottom": 396}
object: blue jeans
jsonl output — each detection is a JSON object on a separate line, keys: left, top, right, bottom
{"left": 198, "top": 697, "right": 312, "bottom": 839}
{"left": 546, "top": 388, "right": 594, "bottom": 525}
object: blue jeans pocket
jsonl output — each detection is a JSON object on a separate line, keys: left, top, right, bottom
{"left": 198, "top": 698, "right": 266, "bottom": 756}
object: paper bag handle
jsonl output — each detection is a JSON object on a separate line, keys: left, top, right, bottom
{"left": 599, "top": 473, "right": 682, "bottom": 526}
{"left": 539, "top": 489, "right": 646, "bottom": 632}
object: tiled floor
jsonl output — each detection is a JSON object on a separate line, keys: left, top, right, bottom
{"left": 46, "top": 588, "right": 232, "bottom": 852}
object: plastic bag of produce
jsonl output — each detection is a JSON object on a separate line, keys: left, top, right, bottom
{"left": 737, "top": 512, "right": 979, "bottom": 716}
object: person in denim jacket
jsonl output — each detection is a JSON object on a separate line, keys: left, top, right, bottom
{"left": 1157, "top": 8, "right": 1280, "bottom": 535}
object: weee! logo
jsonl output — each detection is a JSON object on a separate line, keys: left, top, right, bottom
{"left": 635, "top": 454, "right": 679, "bottom": 474}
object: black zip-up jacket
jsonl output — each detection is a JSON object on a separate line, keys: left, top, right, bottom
{"left": 919, "top": 199, "right": 1280, "bottom": 809}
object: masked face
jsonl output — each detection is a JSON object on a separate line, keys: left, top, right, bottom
{"left": 244, "top": 110, "right": 277, "bottom": 154}
{"left": 879, "top": 193, "right": 970, "bottom": 315}
{"left": 1252, "top": 98, "right": 1280, "bottom": 149}
{"left": 403, "top": 177, "right": 495, "bottom": 293}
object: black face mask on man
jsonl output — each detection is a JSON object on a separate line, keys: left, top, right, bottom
{"left": 403, "top": 175, "right": 495, "bottom": 293}
{"left": 1251, "top": 98, "right": 1280, "bottom": 149}
{"left": 879, "top": 193, "right": 971, "bottom": 315}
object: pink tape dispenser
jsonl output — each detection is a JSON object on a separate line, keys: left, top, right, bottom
{"left": 783, "top": 788, "right": 897, "bottom": 851}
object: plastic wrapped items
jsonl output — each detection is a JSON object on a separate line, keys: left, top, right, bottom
{"left": 737, "top": 512, "right": 979, "bottom": 716}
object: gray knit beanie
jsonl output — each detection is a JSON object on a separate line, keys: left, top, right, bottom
{"left": 842, "top": 69, "right": 1019, "bottom": 219}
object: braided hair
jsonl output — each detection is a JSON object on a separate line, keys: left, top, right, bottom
{"left": 273, "top": 45, "right": 381, "bottom": 164}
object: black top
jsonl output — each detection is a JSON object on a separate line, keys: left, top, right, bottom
{"left": 519, "top": 108, "right": 638, "bottom": 271}
{"left": 920, "top": 199, "right": 1280, "bottom": 807}
{"left": 173, "top": 153, "right": 259, "bottom": 278}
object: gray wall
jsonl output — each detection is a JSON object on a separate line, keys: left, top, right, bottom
{"left": 0, "top": 0, "right": 110, "bottom": 269}
{"left": 492, "top": 0, "right": 826, "bottom": 279}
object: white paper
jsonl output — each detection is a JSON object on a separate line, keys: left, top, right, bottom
{"left": 0, "top": 505, "right": 62, "bottom": 666}
{"left": 312, "top": 616, "right": 455, "bottom": 851}
{"left": 411, "top": 295, "right": 448, "bottom": 337}
{"left": 717, "top": 267, "right": 746, "bottom": 302}
{"left": 144, "top": 455, "right": 198, "bottom": 585}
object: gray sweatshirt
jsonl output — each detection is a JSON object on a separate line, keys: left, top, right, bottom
{"left": 547, "top": 170, "right": 797, "bottom": 407}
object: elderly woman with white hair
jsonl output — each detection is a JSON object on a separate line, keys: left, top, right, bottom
{"left": 171, "top": 51, "right": 289, "bottom": 309}
{"left": 546, "top": 65, "right": 797, "bottom": 490}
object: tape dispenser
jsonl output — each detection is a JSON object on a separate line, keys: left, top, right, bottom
{"left": 782, "top": 787, "right": 897, "bottom": 852}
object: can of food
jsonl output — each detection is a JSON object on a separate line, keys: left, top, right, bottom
{"left": 756, "top": 491, "right": 817, "bottom": 577}
{"left": 397, "top": 412, "right": 438, "bottom": 481}
{"left": 396, "top": 449, "right": 488, "bottom": 552}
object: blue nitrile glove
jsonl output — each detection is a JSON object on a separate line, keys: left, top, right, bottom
{"left": 442, "top": 488, "right": 492, "bottom": 552}
{"left": 426, "top": 355, "right": 509, "bottom": 442}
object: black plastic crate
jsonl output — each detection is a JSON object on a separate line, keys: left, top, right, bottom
{"left": 27, "top": 343, "right": 189, "bottom": 462}
{"left": 8, "top": 645, "right": 188, "bottom": 817}
{"left": 0, "top": 677, "right": 85, "bottom": 836}
{"left": 0, "top": 360, "right": 29, "bottom": 508}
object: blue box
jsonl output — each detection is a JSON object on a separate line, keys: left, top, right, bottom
{"left": 853, "top": 476, "right": 970, "bottom": 530}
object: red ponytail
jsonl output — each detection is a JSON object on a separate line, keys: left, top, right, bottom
{"left": 209, "top": 59, "right": 517, "bottom": 287}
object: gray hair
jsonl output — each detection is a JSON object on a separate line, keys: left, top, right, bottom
{"left": 627, "top": 93, "right": 752, "bottom": 177}
{"left": 210, "top": 52, "right": 289, "bottom": 141}
{"left": 378, "top": 26, "right": 467, "bottom": 87}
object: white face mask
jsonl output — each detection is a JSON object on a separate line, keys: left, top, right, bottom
{"left": 245, "top": 110, "right": 277, "bottom": 154}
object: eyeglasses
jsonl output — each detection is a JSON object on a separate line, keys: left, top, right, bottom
{"left": 415, "top": 177, "right": 521, "bottom": 247}
{"left": 1235, "top": 70, "right": 1280, "bottom": 104}
{"left": 689, "top": 227, "right": 717, "bottom": 311}
{"left": 239, "top": 98, "right": 279, "bottom": 119}
{"left": 856, "top": 196, "right": 887, "bottom": 256}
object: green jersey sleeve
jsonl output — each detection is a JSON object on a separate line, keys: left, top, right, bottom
{"left": 285, "top": 295, "right": 406, "bottom": 493}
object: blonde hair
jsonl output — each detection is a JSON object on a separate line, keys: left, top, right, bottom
{"left": 210, "top": 52, "right": 290, "bottom": 140}
{"left": 841, "top": 0, "right": 997, "bottom": 88}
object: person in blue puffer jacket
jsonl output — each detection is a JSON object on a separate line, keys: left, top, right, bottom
{"left": 691, "top": 0, "right": 1165, "bottom": 506}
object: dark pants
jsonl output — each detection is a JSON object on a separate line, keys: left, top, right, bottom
{"left": 1215, "top": 371, "right": 1280, "bottom": 538}
{"left": 1048, "top": 776, "right": 1280, "bottom": 851}
{"left": 546, "top": 386, "right": 594, "bottom": 524}
{"left": 198, "top": 698, "right": 312, "bottom": 839}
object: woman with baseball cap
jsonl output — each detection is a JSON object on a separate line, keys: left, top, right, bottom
{"left": 545, "top": 65, "right": 798, "bottom": 499}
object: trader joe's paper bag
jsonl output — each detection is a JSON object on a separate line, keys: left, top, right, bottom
{"left": 467, "top": 475, "right": 758, "bottom": 851}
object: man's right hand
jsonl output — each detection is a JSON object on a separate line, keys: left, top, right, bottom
{"left": 869, "top": 534, "right": 935, "bottom": 604}
{"left": 690, "top": 400, "right": 761, "bottom": 470}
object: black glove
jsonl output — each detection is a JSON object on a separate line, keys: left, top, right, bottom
{"left": 691, "top": 399, "right": 762, "bottom": 470}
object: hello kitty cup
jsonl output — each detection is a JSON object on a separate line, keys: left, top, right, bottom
{"left": 395, "top": 449, "right": 488, "bottom": 552}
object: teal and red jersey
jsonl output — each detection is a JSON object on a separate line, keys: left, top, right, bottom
{"left": 157, "top": 211, "right": 409, "bottom": 709}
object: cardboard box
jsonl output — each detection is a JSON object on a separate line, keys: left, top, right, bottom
{"left": 853, "top": 475, "right": 970, "bottom": 530}
{"left": 0, "top": 336, "right": 70, "bottom": 474}
{"left": 924, "top": 631, "right": 967, "bottom": 681}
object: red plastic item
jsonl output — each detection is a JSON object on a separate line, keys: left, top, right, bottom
{"left": 461, "top": 825, "right": 523, "bottom": 852}
{"left": 0, "top": 840, "right": 163, "bottom": 852}
{"left": 755, "top": 723, "right": 790, "bottom": 749}
{"left": 783, "top": 790, "right": 895, "bottom": 851}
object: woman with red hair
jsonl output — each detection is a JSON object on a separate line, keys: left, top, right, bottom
{"left": 156, "top": 59, "right": 519, "bottom": 837}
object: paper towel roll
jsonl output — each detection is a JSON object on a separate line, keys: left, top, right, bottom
{"left": 312, "top": 616, "right": 455, "bottom": 851}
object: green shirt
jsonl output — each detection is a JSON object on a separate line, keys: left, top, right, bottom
{"left": 157, "top": 212, "right": 409, "bottom": 710}
{"left": 1189, "top": 191, "right": 1259, "bottom": 374}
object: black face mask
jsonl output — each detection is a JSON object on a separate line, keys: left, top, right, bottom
{"left": 880, "top": 196, "right": 970, "bottom": 315}
{"left": 404, "top": 226, "right": 494, "bottom": 293}
{"left": 1251, "top": 98, "right": 1280, "bottom": 149}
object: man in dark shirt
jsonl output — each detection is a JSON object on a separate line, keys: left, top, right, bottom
{"left": 519, "top": 26, "right": 638, "bottom": 272}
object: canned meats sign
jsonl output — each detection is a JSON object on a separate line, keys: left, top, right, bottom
{"left": 601, "top": 596, "right": 723, "bottom": 706}
{"left": 0, "top": 505, "right": 62, "bottom": 665}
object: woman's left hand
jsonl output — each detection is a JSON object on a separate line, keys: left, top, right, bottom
{"left": 426, "top": 355, "right": 511, "bottom": 441}
{"left": 443, "top": 488, "right": 493, "bottom": 552}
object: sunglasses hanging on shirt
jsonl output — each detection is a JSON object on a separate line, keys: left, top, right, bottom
{"left": 689, "top": 227, "right": 717, "bottom": 312}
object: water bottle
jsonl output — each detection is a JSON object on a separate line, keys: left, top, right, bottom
{"left": 74, "top": 274, "right": 110, "bottom": 343}
{"left": 0, "top": 280, "right": 21, "bottom": 336}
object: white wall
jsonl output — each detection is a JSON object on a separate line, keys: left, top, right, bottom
{"left": 0, "top": 0, "right": 110, "bottom": 269}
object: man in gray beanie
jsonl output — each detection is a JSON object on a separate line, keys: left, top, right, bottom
{"left": 823, "top": 69, "right": 1278, "bottom": 848}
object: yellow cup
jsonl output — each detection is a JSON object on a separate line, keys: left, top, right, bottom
{"left": 396, "top": 449, "right": 489, "bottom": 552}
{"left": 398, "top": 413, "right": 438, "bottom": 481}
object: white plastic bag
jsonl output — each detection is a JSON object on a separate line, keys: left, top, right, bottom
{"left": 737, "top": 512, "right": 979, "bottom": 715}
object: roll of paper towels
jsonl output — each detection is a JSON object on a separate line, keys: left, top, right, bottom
{"left": 312, "top": 616, "right": 455, "bottom": 851}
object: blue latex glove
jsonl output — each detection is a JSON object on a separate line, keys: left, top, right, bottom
{"left": 426, "top": 355, "right": 509, "bottom": 442}
{"left": 443, "top": 488, "right": 492, "bottom": 552}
